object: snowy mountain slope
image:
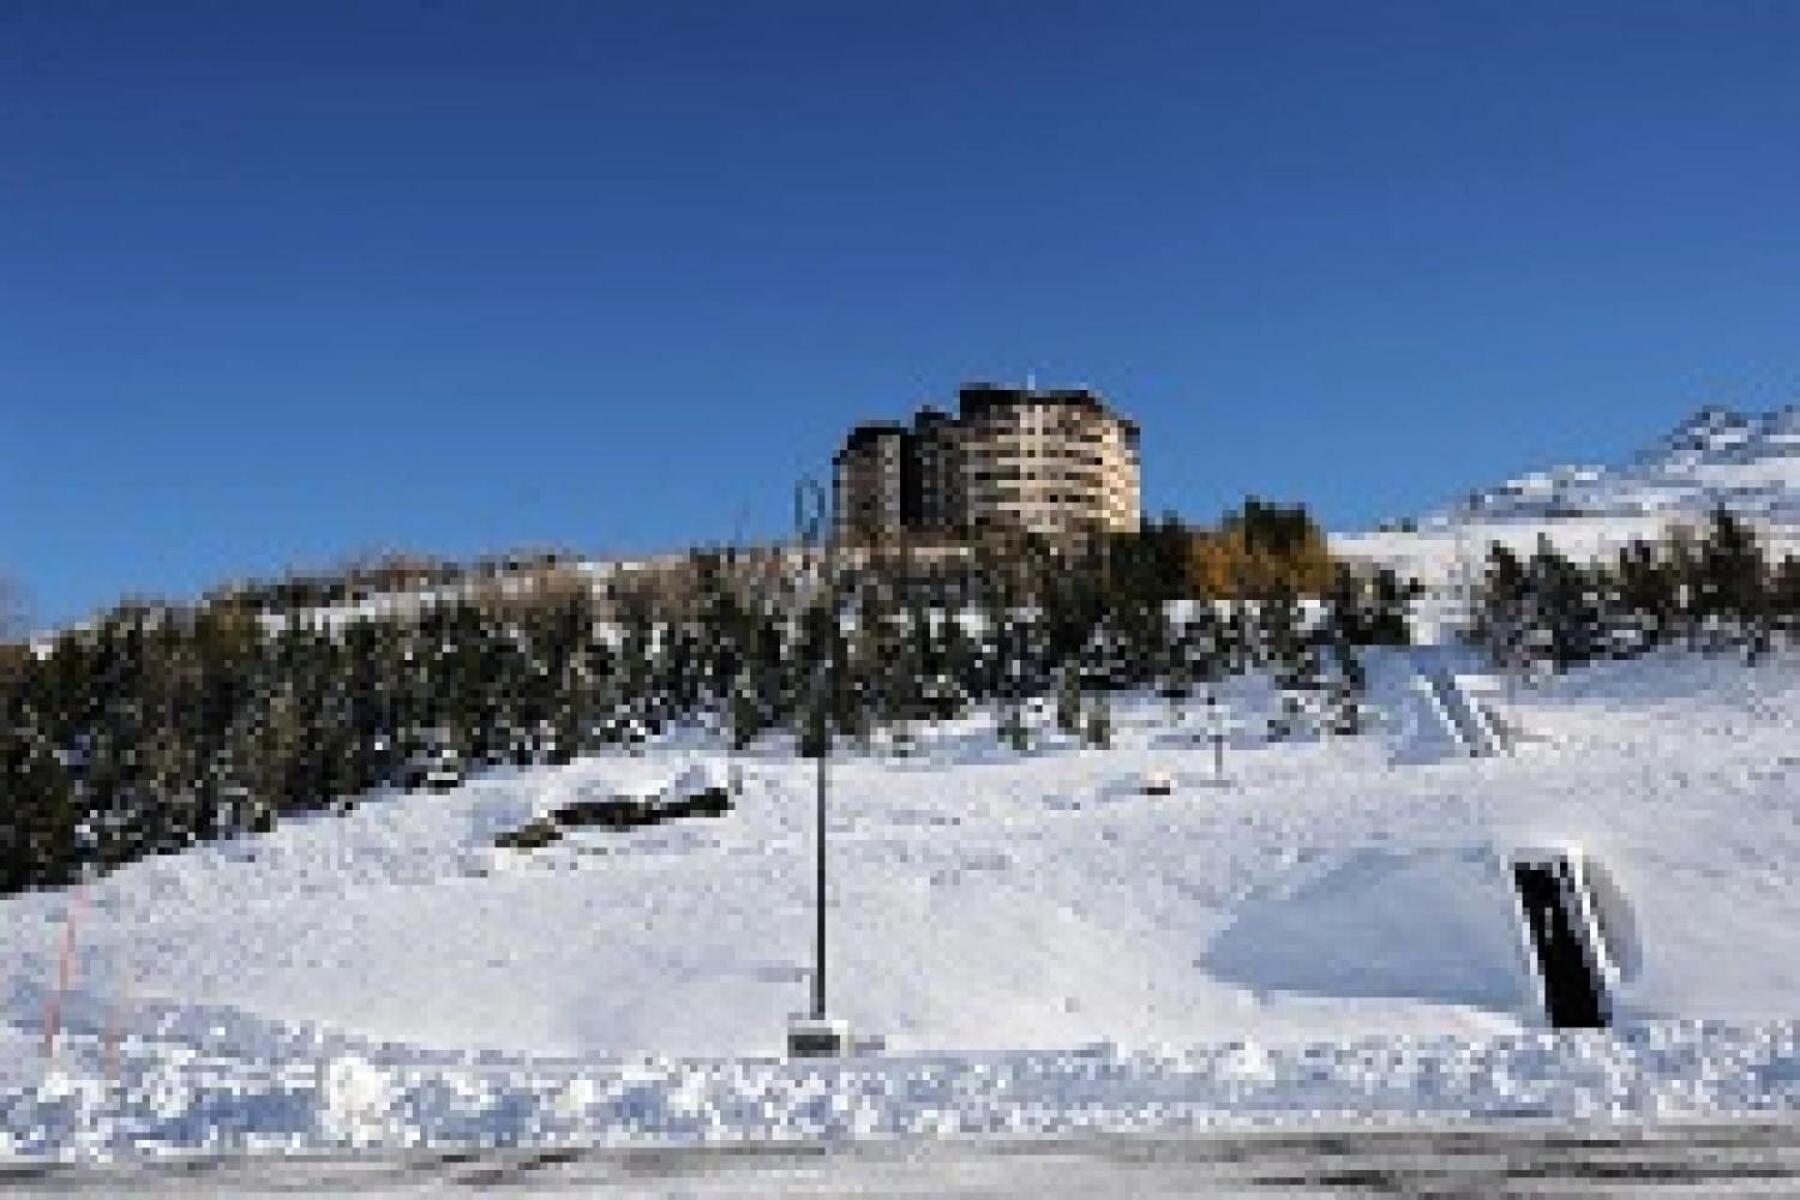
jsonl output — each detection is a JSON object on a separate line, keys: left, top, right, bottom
{"left": 1334, "top": 406, "right": 1800, "bottom": 587}
{"left": 1436, "top": 405, "right": 1800, "bottom": 526}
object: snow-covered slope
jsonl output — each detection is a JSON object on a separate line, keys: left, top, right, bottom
{"left": 1335, "top": 406, "right": 1800, "bottom": 590}
{"left": 1436, "top": 405, "right": 1800, "bottom": 527}
{"left": 8, "top": 650, "right": 1800, "bottom": 1156}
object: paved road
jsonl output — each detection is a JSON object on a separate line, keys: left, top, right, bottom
{"left": 8, "top": 1121, "right": 1800, "bottom": 1197}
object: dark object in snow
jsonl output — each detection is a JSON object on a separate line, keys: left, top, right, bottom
{"left": 1510, "top": 847, "right": 1615, "bottom": 1029}
{"left": 496, "top": 767, "right": 737, "bottom": 848}
{"left": 493, "top": 818, "right": 562, "bottom": 850}
{"left": 554, "top": 797, "right": 658, "bottom": 831}
{"left": 401, "top": 757, "right": 464, "bottom": 792}
{"left": 786, "top": 1016, "right": 852, "bottom": 1059}
{"left": 664, "top": 788, "right": 732, "bottom": 819}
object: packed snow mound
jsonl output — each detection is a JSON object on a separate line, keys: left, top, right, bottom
{"left": 1203, "top": 847, "right": 1530, "bottom": 1011}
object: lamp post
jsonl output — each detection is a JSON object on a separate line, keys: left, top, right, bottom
{"left": 788, "top": 478, "right": 851, "bottom": 1058}
{"left": 1203, "top": 690, "right": 1231, "bottom": 785}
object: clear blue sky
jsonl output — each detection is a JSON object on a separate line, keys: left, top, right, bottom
{"left": 5, "top": 1, "right": 1800, "bottom": 626}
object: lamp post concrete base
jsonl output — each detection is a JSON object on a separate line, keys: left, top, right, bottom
{"left": 786, "top": 1016, "right": 853, "bottom": 1060}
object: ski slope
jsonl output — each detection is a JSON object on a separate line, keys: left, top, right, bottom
{"left": 7, "top": 649, "right": 1800, "bottom": 1157}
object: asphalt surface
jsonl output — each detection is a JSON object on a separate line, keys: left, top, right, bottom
{"left": 9, "top": 1121, "right": 1800, "bottom": 1197}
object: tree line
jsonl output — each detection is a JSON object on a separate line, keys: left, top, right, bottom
{"left": 0, "top": 502, "right": 1415, "bottom": 894}
{"left": 1472, "top": 507, "right": 1800, "bottom": 673}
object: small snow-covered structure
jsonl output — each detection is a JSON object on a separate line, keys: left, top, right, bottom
{"left": 1419, "top": 671, "right": 1505, "bottom": 757}
{"left": 1381, "top": 647, "right": 1510, "bottom": 764}
{"left": 1203, "top": 847, "right": 1536, "bottom": 1013}
{"left": 1510, "top": 844, "right": 1639, "bottom": 1029}
{"left": 1580, "top": 852, "right": 1642, "bottom": 982}
{"left": 1202, "top": 843, "right": 1635, "bottom": 1028}
{"left": 666, "top": 761, "right": 730, "bottom": 806}
{"left": 513, "top": 760, "right": 736, "bottom": 838}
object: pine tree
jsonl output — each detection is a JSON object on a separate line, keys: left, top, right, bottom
{"left": 1701, "top": 505, "right": 1768, "bottom": 657}
{"left": 1523, "top": 536, "right": 1594, "bottom": 670}
{"left": 1614, "top": 539, "right": 1673, "bottom": 654}
{"left": 1773, "top": 555, "right": 1800, "bottom": 647}
{"left": 1256, "top": 583, "right": 1303, "bottom": 673}
{"left": 1326, "top": 638, "right": 1368, "bottom": 734}
{"left": 1368, "top": 568, "right": 1414, "bottom": 646}
{"left": 727, "top": 672, "right": 760, "bottom": 751}
{"left": 1478, "top": 545, "right": 1529, "bottom": 671}
{"left": 1326, "top": 564, "right": 1369, "bottom": 645}
{"left": 1082, "top": 688, "right": 1112, "bottom": 749}
{"left": 1667, "top": 523, "right": 1707, "bottom": 650}
{"left": 1055, "top": 666, "right": 1082, "bottom": 737}
{"left": 997, "top": 700, "right": 1030, "bottom": 752}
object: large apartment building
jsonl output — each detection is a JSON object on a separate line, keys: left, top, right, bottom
{"left": 832, "top": 383, "right": 1141, "bottom": 543}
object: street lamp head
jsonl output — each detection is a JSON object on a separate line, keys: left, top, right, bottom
{"left": 794, "top": 478, "right": 831, "bottom": 549}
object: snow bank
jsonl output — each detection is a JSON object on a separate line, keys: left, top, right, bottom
{"left": 8, "top": 1018, "right": 1800, "bottom": 1161}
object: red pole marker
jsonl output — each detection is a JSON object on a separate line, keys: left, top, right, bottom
{"left": 43, "top": 882, "right": 87, "bottom": 1062}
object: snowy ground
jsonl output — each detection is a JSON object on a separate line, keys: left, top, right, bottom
{"left": 1334, "top": 518, "right": 1800, "bottom": 596}
{"left": 7, "top": 648, "right": 1800, "bottom": 1158}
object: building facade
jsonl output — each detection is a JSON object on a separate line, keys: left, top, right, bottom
{"left": 832, "top": 422, "right": 911, "bottom": 539}
{"left": 832, "top": 383, "right": 1141, "bottom": 543}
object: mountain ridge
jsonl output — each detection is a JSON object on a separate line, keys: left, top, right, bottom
{"left": 1411, "top": 403, "right": 1800, "bottom": 530}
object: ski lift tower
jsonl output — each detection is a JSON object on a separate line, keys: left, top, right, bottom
{"left": 787, "top": 477, "right": 853, "bottom": 1058}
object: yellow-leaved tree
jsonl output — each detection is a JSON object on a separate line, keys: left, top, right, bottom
{"left": 1188, "top": 499, "right": 1334, "bottom": 599}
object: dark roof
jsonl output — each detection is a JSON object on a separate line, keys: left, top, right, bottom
{"left": 957, "top": 382, "right": 1112, "bottom": 421}
{"left": 834, "top": 422, "right": 910, "bottom": 461}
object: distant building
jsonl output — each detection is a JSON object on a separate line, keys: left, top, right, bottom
{"left": 832, "top": 422, "right": 911, "bottom": 539}
{"left": 832, "top": 383, "right": 1141, "bottom": 542}
{"left": 909, "top": 405, "right": 964, "bottom": 535}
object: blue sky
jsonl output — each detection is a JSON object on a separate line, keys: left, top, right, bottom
{"left": 5, "top": 1, "right": 1800, "bottom": 626}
